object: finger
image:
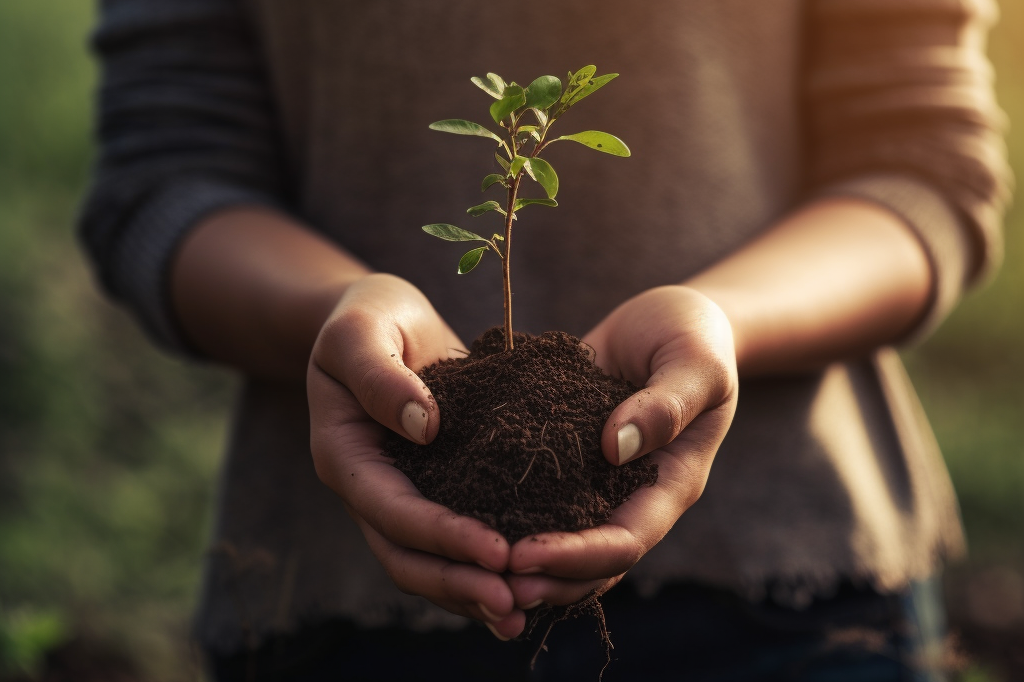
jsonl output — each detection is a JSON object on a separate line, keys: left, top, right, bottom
{"left": 359, "top": 518, "right": 526, "bottom": 639}
{"left": 602, "top": 304, "right": 736, "bottom": 465}
{"left": 312, "top": 275, "right": 463, "bottom": 445}
{"left": 507, "top": 573, "right": 621, "bottom": 608}
{"left": 309, "top": 364, "right": 510, "bottom": 572}
{"left": 314, "top": 312, "right": 438, "bottom": 445}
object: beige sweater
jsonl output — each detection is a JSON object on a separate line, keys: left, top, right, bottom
{"left": 82, "top": 0, "right": 1011, "bottom": 654}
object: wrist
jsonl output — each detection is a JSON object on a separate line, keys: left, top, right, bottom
{"left": 172, "top": 206, "right": 373, "bottom": 380}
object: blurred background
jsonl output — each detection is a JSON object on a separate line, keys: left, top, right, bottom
{"left": 0, "top": 1, "right": 1021, "bottom": 680}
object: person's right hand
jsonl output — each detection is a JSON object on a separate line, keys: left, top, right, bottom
{"left": 307, "top": 273, "right": 526, "bottom": 639}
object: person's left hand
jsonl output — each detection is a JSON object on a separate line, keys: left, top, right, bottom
{"left": 505, "top": 286, "right": 738, "bottom": 607}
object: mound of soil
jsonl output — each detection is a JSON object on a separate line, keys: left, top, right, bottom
{"left": 388, "top": 327, "right": 658, "bottom": 543}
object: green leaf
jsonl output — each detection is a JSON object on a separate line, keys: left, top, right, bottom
{"left": 466, "top": 200, "right": 506, "bottom": 217}
{"left": 471, "top": 73, "right": 506, "bottom": 99}
{"left": 492, "top": 233, "right": 505, "bottom": 241}
{"left": 565, "top": 73, "right": 617, "bottom": 107}
{"left": 495, "top": 152, "right": 511, "bottom": 172}
{"left": 489, "top": 85, "right": 526, "bottom": 125}
{"left": 523, "top": 157, "right": 559, "bottom": 199}
{"left": 429, "top": 119, "right": 502, "bottom": 144}
{"left": 560, "top": 65, "right": 597, "bottom": 104}
{"left": 458, "top": 247, "right": 488, "bottom": 274}
{"left": 488, "top": 73, "right": 507, "bottom": 92}
{"left": 509, "top": 155, "right": 528, "bottom": 177}
{"left": 555, "top": 130, "right": 631, "bottom": 157}
{"left": 513, "top": 198, "right": 558, "bottom": 212}
{"left": 481, "top": 173, "right": 506, "bottom": 191}
{"left": 524, "top": 75, "right": 562, "bottom": 110}
{"left": 422, "top": 223, "right": 489, "bottom": 242}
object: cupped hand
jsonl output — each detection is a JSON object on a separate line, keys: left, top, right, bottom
{"left": 506, "top": 286, "right": 738, "bottom": 608}
{"left": 308, "top": 273, "right": 526, "bottom": 639}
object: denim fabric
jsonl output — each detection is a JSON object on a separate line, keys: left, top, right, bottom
{"left": 207, "top": 579, "right": 948, "bottom": 682}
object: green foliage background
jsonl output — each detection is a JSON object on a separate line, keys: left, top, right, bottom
{"left": 0, "top": 1, "right": 1020, "bottom": 680}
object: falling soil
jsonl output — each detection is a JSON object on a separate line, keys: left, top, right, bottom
{"left": 388, "top": 327, "right": 658, "bottom": 543}
{"left": 387, "top": 327, "right": 658, "bottom": 675}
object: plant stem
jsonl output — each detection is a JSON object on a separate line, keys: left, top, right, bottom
{"left": 502, "top": 174, "right": 521, "bottom": 352}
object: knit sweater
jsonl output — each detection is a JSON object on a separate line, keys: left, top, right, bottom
{"left": 80, "top": 0, "right": 1011, "bottom": 654}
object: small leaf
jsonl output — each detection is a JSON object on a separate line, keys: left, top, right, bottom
{"left": 560, "top": 65, "right": 597, "bottom": 104}
{"left": 470, "top": 73, "right": 505, "bottom": 99}
{"left": 509, "top": 155, "right": 528, "bottom": 177}
{"left": 487, "top": 73, "right": 507, "bottom": 91}
{"left": 429, "top": 119, "right": 502, "bottom": 144}
{"left": 481, "top": 173, "right": 506, "bottom": 191}
{"left": 532, "top": 108, "right": 549, "bottom": 127}
{"left": 494, "top": 153, "right": 511, "bottom": 172}
{"left": 555, "top": 130, "right": 631, "bottom": 157}
{"left": 466, "top": 200, "right": 506, "bottom": 217}
{"left": 524, "top": 75, "right": 562, "bottom": 110}
{"left": 565, "top": 73, "right": 617, "bottom": 107}
{"left": 458, "top": 247, "right": 488, "bottom": 274}
{"left": 422, "top": 224, "right": 489, "bottom": 242}
{"left": 492, "top": 233, "right": 505, "bottom": 241}
{"left": 513, "top": 198, "right": 558, "bottom": 212}
{"left": 523, "top": 158, "right": 559, "bottom": 199}
{"left": 489, "top": 85, "right": 526, "bottom": 125}
{"left": 518, "top": 125, "right": 539, "bottom": 134}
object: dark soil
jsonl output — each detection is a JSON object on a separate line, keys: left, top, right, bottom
{"left": 388, "top": 327, "right": 658, "bottom": 543}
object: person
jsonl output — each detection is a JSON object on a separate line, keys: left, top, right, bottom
{"left": 80, "top": 0, "right": 1011, "bottom": 679}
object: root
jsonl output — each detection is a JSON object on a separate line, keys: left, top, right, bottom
{"left": 518, "top": 452, "right": 538, "bottom": 485}
{"left": 526, "top": 595, "right": 614, "bottom": 681}
{"left": 540, "top": 421, "right": 562, "bottom": 479}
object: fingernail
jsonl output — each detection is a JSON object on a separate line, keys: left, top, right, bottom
{"left": 401, "top": 401, "right": 428, "bottom": 444}
{"left": 617, "top": 423, "right": 643, "bottom": 465}
{"left": 485, "top": 622, "right": 510, "bottom": 641}
{"left": 478, "top": 603, "right": 501, "bottom": 622}
{"left": 523, "top": 599, "right": 544, "bottom": 610}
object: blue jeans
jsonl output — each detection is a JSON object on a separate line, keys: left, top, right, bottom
{"left": 208, "top": 579, "right": 948, "bottom": 682}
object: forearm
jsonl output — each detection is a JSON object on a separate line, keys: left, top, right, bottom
{"left": 685, "top": 196, "right": 932, "bottom": 377}
{"left": 171, "top": 206, "right": 372, "bottom": 380}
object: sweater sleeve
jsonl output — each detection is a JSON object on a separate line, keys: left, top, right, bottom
{"left": 78, "top": 0, "right": 288, "bottom": 352}
{"left": 804, "top": 0, "right": 1013, "bottom": 343}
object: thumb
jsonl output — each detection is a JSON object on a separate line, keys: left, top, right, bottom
{"left": 311, "top": 276, "right": 463, "bottom": 444}
{"left": 596, "top": 293, "right": 737, "bottom": 465}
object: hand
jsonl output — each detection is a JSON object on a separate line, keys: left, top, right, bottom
{"left": 506, "top": 286, "right": 738, "bottom": 607}
{"left": 308, "top": 273, "right": 526, "bottom": 639}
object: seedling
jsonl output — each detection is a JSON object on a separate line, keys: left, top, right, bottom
{"left": 424, "top": 66, "right": 630, "bottom": 351}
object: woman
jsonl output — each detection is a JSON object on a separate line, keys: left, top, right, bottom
{"left": 81, "top": 0, "right": 1011, "bottom": 679}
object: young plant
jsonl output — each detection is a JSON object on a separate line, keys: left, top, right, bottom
{"left": 423, "top": 65, "right": 630, "bottom": 352}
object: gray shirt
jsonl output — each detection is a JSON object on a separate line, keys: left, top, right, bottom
{"left": 81, "top": 0, "right": 1011, "bottom": 655}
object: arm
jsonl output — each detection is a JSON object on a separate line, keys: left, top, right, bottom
{"left": 505, "top": 196, "right": 931, "bottom": 605}
{"left": 506, "top": 0, "right": 1012, "bottom": 607}
{"left": 688, "top": 196, "right": 931, "bottom": 377}
{"left": 82, "top": 0, "right": 527, "bottom": 638}
{"left": 172, "top": 208, "right": 528, "bottom": 639}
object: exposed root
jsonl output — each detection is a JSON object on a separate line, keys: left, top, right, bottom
{"left": 518, "top": 452, "right": 538, "bottom": 485}
{"left": 539, "top": 422, "right": 562, "bottom": 479}
{"left": 525, "top": 594, "right": 614, "bottom": 681}
{"left": 542, "top": 447, "right": 562, "bottom": 479}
